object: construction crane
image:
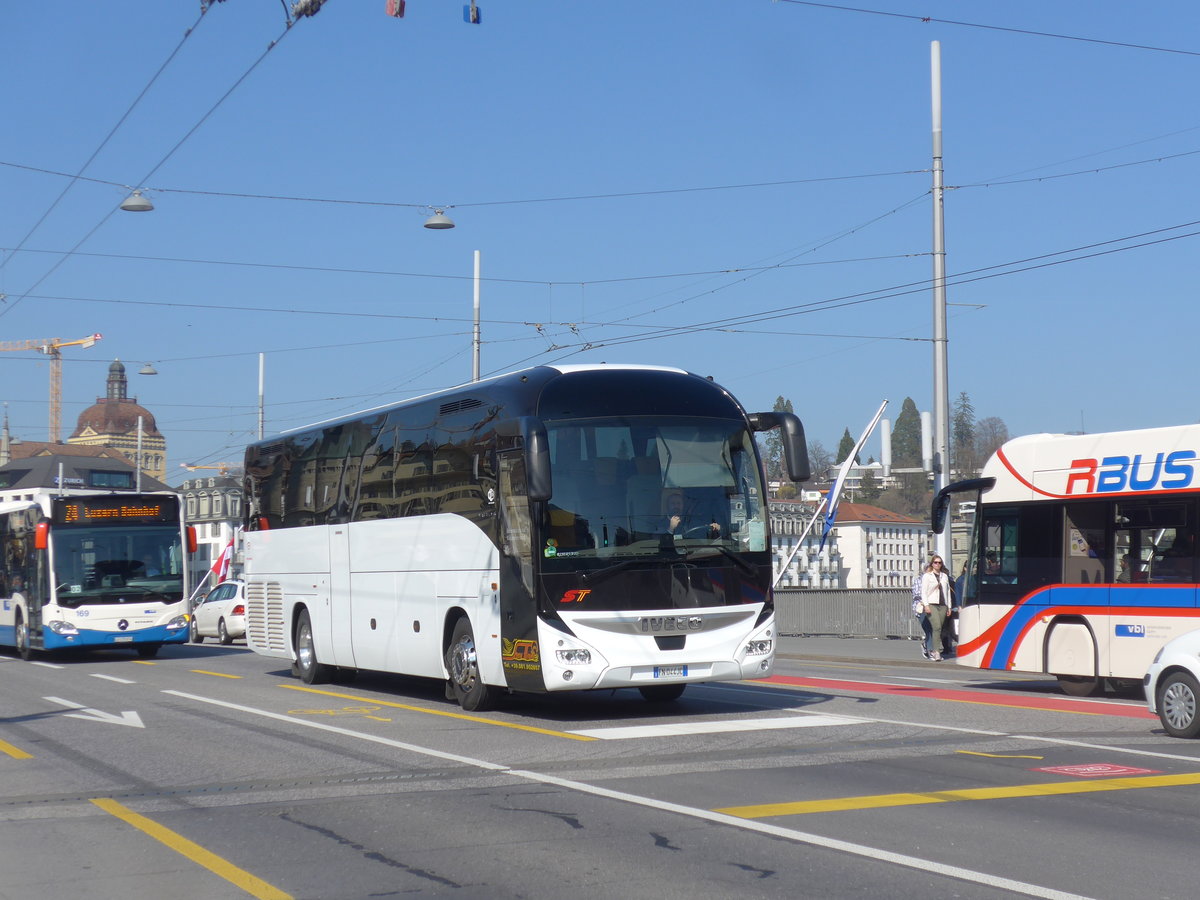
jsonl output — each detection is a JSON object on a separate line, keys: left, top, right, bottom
{"left": 181, "top": 463, "right": 238, "bottom": 477}
{"left": 0, "top": 333, "right": 102, "bottom": 443}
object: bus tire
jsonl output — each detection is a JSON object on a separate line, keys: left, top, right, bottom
{"left": 1056, "top": 674, "right": 1104, "bottom": 697}
{"left": 1158, "top": 671, "right": 1200, "bottom": 739}
{"left": 15, "top": 612, "right": 32, "bottom": 661}
{"left": 639, "top": 684, "right": 686, "bottom": 703}
{"left": 295, "top": 608, "right": 332, "bottom": 685}
{"left": 445, "top": 617, "right": 494, "bottom": 711}
{"left": 136, "top": 644, "right": 161, "bottom": 659}
{"left": 218, "top": 619, "right": 232, "bottom": 645}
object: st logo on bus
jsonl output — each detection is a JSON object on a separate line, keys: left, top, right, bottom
{"left": 502, "top": 639, "right": 540, "bottom": 662}
{"left": 560, "top": 589, "right": 591, "bottom": 604}
{"left": 1065, "top": 451, "right": 1197, "bottom": 495}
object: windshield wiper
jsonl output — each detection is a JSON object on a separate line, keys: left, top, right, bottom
{"left": 580, "top": 558, "right": 641, "bottom": 586}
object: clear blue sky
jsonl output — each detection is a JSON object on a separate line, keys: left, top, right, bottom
{"left": 2, "top": 1, "right": 1197, "bottom": 480}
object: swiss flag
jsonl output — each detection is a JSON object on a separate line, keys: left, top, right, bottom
{"left": 209, "top": 539, "right": 234, "bottom": 584}
{"left": 385, "top": 0, "right": 405, "bottom": 17}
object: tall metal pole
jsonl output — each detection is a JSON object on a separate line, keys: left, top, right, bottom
{"left": 931, "top": 41, "right": 951, "bottom": 566}
{"left": 136, "top": 415, "right": 144, "bottom": 492}
{"left": 257, "top": 352, "right": 265, "bottom": 439}
{"left": 472, "top": 250, "right": 481, "bottom": 382}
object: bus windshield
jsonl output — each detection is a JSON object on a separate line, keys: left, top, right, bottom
{"left": 51, "top": 525, "right": 186, "bottom": 607}
{"left": 539, "top": 416, "right": 767, "bottom": 569}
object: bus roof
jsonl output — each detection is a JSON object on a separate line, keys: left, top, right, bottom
{"left": 981, "top": 423, "right": 1200, "bottom": 503}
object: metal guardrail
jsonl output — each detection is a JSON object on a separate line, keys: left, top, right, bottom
{"left": 774, "top": 588, "right": 920, "bottom": 639}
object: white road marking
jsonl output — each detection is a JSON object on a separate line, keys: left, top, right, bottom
{"left": 31, "top": 661, "right": 64, "bottom": 669}
{"left": 164, "top": 688, "right": 1091, "bottom": 900}
{"left": 43, "top": 696, "right": 145, "bottom": 728}
{"left": 90, "top": 674, "right": 137, "bottom": 684}
{"left": 572, "top": 711, "right": 867, "bottom": 740}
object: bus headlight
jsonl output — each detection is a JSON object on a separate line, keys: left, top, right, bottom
{"left": 46, "top": 621, "right": 79, "bottom": 636}
{"left": 556, "top": 648, "right": 591, "bottom": 665}
{"left": 166, "top": 615, "right": 189, "bottom": 631}
{"left": 744, "top": 639, "right": 772, "bottom": 656}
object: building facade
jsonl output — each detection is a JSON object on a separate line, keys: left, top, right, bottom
{"left": 770, "top": 498, "right": 929, "bottom": 590}
{"left": 177, "top": 473, "right": 244, "bottom": 588}
{"left": 67, "top": 360, "right": 166, "bottom": 484}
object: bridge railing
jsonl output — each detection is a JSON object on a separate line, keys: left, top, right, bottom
{"left": 773, "top": 588, "right": 920, "bottom": 639}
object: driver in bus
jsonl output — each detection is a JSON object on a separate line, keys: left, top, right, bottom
{"left": 659, "top": 490, "right": 721, "bottom": 539}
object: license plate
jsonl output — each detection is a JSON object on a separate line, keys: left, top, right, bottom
{"left": 654, "top": 665, "right": 686, "bottom": 678}
{"left": 114, "top": 636, "right": 133, "bottom": 643}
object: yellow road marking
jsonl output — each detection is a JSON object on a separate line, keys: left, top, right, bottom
{"left": 0, "top": 738, "right": 33, "bottom": 760}
{"left": 280, "top": 684, "right": 597, "bottom": 741}
{"left": 715, "top": 772, "right": 1200, "bottom": 818}
{"left": 90, "top": 798, "right": 292, "bottom": 899}
{"left": 288, "top": 706, "right": 393, "bottom": 722}
{"left": 191, "top": 669, "right": 242, "bottom": 679}
{"left": 133, "top": 660, "right": 156, "bottom": 665}
{"left": 957, "top": 751, "right": 1044, "bottom": 759}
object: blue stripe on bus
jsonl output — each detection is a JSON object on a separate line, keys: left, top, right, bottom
{"left": 42, "top": 623, "right": 189, "bottom": 651}
{"left": 984, "top": 585, "right": 1199, "bottom": 669}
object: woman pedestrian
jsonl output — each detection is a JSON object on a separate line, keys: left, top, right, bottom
{"left": 920, "top": 555, "right": 953, "bottom": 661}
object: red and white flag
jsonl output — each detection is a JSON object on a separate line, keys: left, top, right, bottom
{"left": 209, "top": 538, "right": 234, "bottom": 584}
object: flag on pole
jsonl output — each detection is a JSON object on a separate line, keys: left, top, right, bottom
{"left": 820, "top": 400, "right": 889, "bottom": 550}
{"left": 210, "top": 537, "right": 234, "bottom": 584}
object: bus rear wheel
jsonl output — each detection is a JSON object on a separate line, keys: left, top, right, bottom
{"left": 445, "top": 618, "right": 494, "bottom": 711}
{"left": 295, "top": 608, "right": 332, "bottom": 685}
{"left": 15, "top": 612, "right": 32, "bottom": 661}
{"left": 639, "top": 684, "right": 686, "bottom": 703}
{"left": 1056, "top": 674, "right": 1104, "bottom": 697}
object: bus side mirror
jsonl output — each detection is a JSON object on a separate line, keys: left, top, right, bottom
{"left": 931, "top": 477, "right": 994, "bottom": 534}
{"left": 749, "top": 412, "right": 810, "bottom": 483}
{"left": 186, "top": 526, "right": 198, "bottom": 554}
{"left": 522, "top": 417, "right": 552, "bottom": 502}
{"left": 35, "top": 521, "right": 49, "bottom": 550}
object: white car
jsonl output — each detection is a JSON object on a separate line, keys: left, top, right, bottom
{"left": 190, "top": 580, "right": 246, "bottom": 645}
{"left": 1145, "top": 629, "right": 1200, "bottom": 738}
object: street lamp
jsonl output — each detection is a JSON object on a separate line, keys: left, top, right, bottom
{"left": 120, "top": 190, "right": 154, "bottom": 212}
{"left": 423, "top": 208, "right": 455, "bottom": 229}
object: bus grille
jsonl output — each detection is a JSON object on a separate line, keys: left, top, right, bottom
{"left": 246, "top": 581, "right": 289, "bottom": 654}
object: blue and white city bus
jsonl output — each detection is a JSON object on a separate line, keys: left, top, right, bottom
{"left": 0, "top": 492, "right": 196, "bottom": 659}
{"left": 241, "top": 364, "right": 809, "bottom": 709}
{"left": 933, "top": 424, "right": 1200, "bottom": 696}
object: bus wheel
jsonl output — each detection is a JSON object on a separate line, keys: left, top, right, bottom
{"left": 295, "top": 608, "right": 332, "bottom": 685}
{"left": 639, "top": 684, "right": 686, "bottom": 703}
{"left": 136, "top": 644, "right": 160, "bottom": 659}
{"left": 15, "top": 612, "right": 32, "bottom": 661}
{"left": 218, "top": 619, "right": 232, "bottom": 645}
{"left": 446, "top": 618, "right": 493, "bottom": 711}
{"left": 1158, "top": 671, "right": 1200, "bottom": 739}
{"left": 1056, "top": 674, "right": 1104, "bottom": 697}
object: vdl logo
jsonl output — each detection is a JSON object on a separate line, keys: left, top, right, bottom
{"left": 1115, "top": 624, "right": 1146, "bottom": 637}
{"left": 1065, "top": 451, "right": 1197, "bottom": 495}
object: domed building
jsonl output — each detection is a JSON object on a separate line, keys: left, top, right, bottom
{"left": 67, "top": 359, "right": 166, "bottom": 483}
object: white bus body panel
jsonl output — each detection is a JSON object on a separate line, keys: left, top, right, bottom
{"left": 244, "top": 516, "right": 503, "bottom": 685}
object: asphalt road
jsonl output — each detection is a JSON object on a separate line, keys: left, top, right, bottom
{"left": 1, "top": 638, "right": 1195, "bottom": 900}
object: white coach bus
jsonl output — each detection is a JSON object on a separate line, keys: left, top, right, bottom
{"left": 241, "top": 364, "right": 808, "bottom": 709}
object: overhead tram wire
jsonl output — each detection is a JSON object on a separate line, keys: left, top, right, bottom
{"left": 492, "top": 221, "right": 1200, "bottom": 371}
{"left": 0, "top": 18, "right": 296, "bottom": 322}
{"left": 774, "top": 1, "right": 1200, "bottom": 58}
{"left": 0, "top": 7, "right": 211, "bottom": 277}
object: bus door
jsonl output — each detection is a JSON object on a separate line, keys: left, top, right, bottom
{"left": 1055, "top": 503, "right": 1110, "bottom": 677}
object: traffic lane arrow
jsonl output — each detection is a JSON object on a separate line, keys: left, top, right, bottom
{"left": 44, "top": 697, "right": 145, "bottom": 729}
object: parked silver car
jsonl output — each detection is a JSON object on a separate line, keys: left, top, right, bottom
{"left": 190, "top": 579, "right": 246, "bottom": 645}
